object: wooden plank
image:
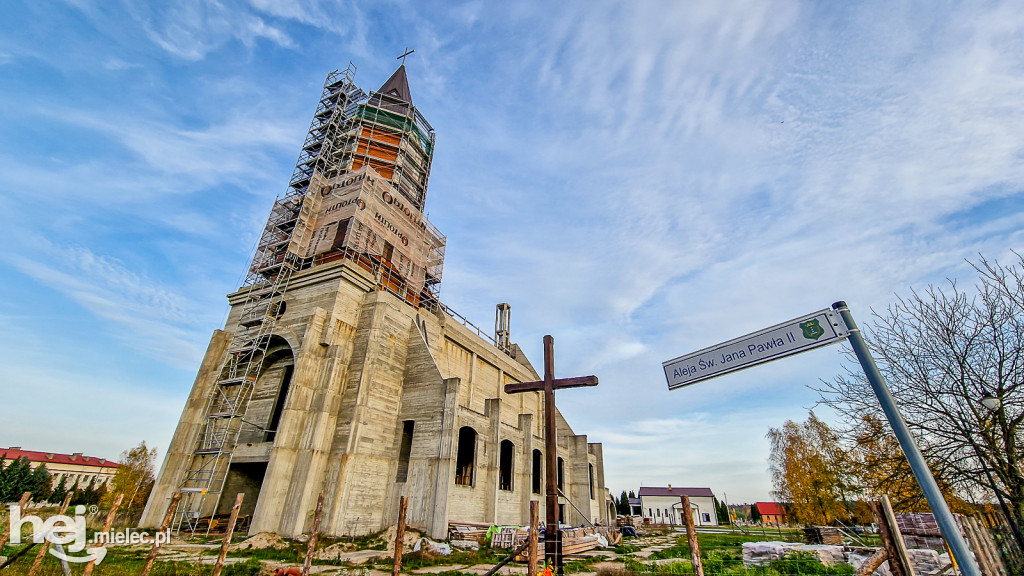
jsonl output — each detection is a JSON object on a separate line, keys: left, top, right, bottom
{"left": 872, "top": 498, "right": 912, "bottom": 576}
{"left": 504, "top": 376, "right": 598, "bottom": 394}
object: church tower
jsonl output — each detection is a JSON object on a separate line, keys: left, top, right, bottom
{"left": 141, "top": 63, "right": 610, "bottom": 539}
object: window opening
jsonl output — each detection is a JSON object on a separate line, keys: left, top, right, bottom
{"left": 455, "top": 426, "right": 476, "bottom": 486}
{"left": 264, "top": 364, "right": 294, "bottom": 442}
{"left": 499, "top": 440, "right": 514, "bottom": 491}
{"left": 395, "top": 420, "right": 414, "bottom": 482}
{"left": 532, "top": 449, "right": 542, "bottom": 494}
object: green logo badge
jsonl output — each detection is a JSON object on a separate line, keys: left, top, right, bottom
{"left": 800, "top": 319, "right": 825, "bottom": 340}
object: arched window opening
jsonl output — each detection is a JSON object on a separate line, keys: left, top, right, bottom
{"left": 499, "top": 440, "right": 514, "bottom": 491}
{"left": 455, "top": 427, "right": 477, "bottom": 486}
{"left": 264, "top": 364, "right": 294, "bottom": 442}
{"left": 532, "top": 450, "right": 542, "bottom": 494}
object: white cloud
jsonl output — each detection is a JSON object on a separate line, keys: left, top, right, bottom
{"left": 6, "top": 0, "right": 1024, "bottom": 502}
{"left": 102, "top": 57, "right": 140, "bottom": 71}
{"left": 135, "top": 2, "right": 295, "bottom": 61}
{"left": 2, "top": 241, "right": 213, "bottom": 368}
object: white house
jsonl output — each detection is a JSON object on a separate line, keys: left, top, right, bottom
{"left": 638, "top": 486, "right": 719, "bottom": 526}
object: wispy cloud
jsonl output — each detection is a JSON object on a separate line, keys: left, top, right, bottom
{"left": 102, "top": 57, "right": 140, "bottom": 71}
{"left": 4, "top": 0, "right": 1024, "bottom": 499}
{"left": 3, "top": 240, "right": 212, "bottom": 368}
{"left": 135, "top": 2, "right": 295, "bottom": 60}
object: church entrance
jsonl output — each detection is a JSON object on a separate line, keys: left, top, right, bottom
{"left": 217, "top": 461, "right": 267, "bottom": 521}
{"left": 214, "top": 337, "right": 293, "bottom": 522}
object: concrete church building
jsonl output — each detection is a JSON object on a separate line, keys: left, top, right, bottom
{"left": 141, "top": 63, "right": 609, "bottom": 540}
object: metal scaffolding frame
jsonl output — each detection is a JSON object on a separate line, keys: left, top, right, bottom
{"left": 173, "top": 65, "right": 361, "bottom": 533}
{"left": 172, "top": 61, "right": 510, "bottom": 533}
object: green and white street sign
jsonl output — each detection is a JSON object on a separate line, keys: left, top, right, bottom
{"left": 662, "top": 309, "right": 848, "bottom": 390}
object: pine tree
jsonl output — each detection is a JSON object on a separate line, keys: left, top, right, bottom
{"left": 750, "top": 504, "right": 762, "bottom": 523}
{"left": 29, "top": 463, "right": 52, "bottom": 503}
{"left": 2, "top": 457, "right": 33, "bottom": 502}
{"left": 51, "top": 474, "right": 68, "bottom": 505}
{"left": 618, "top": 490, "right": 629, "bottom": 515}
{"left": 0, "top": 455, "right": 8, "bottom": 502}
{"left": 72, "top": 477, "right": 97, "bottom": 506}
{"left": 719, "top": 500, "right": 730, "bottom": 524}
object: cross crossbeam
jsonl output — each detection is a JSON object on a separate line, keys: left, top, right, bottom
{"left": 504, "top": 335, "right": 598, "bottom": 576}
{"left": 503, "top": 375, "right": 597, "bottom": 394}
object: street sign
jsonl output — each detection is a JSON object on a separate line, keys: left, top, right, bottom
{"left": 663, "top": 308, "right": 848, "bottom": 390}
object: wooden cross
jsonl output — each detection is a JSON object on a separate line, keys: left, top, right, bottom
{"left": 397, "top": 47, "right": 415, "bottom": 65}
{"left": 504, "top": 335, "right": 598, "bottom": 576}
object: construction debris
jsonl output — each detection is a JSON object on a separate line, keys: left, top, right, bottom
{"left": 230, "top": 532, "right": 289, "bottom": 551}
{"left": 804, "top": 526, "right": 845, "bottom": 546}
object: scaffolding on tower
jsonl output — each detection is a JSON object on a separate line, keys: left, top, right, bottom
{"left": 172, "top": 64, "right": 366, "bottom": 533}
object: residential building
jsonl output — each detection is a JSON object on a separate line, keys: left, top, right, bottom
{"left": 1, "top": 447, "right": 117, "bottom": 490}
{"left": 638, "top": 486, "right": 719, "bottom": 526}
{"left": 755, "top": 502, "right": 788, "bottom": 525}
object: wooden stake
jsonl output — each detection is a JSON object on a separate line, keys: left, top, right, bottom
{"left": 139, "top": 492, "right": 181, "bottom": 576}
{"left": 964, "top": 516, "right": 1004, "bottom": 576}
{"left": 392, "top": 496, "right": 408, "bottom": 576}
{"left": 0, "top": 492, "right": 32, "bottom": 551}
{"left": 211, "top": 493, "right": 244, "bottom": 576}
{"left": 28, "top": 494, "right": 72, "bottom": 576}
{"left": 681, "top": 496, "right": 703, "bottom": 576}
{"left": 84, "top": 493, "right": 124, "bottom": 576}
{"left": 529, "top": 501, "right": 539, "bottom": 576}
{"left": 302, "top": 493, "right": 325, "bottom": 576}
{"left": 870, "top": 498, "right": 914, "bottom": 576}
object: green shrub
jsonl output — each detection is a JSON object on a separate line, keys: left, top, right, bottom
{"left": 222, "top": 558, "right": 264, "bottom": 576}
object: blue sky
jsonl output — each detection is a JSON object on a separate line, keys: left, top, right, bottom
{"left": 2, "top": 0, "right": 1024, "bottom": 505}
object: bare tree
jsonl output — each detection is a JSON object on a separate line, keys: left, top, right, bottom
{"left": 816, "top": 253, "right": 1024, "bottom": 523}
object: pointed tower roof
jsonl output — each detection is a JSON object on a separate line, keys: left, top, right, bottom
{"left": 377, "top": 64, "right": 413, "bottom": 105}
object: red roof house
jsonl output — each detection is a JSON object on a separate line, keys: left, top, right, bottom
{"left": 755, "top": 501, "right": 787, "bottom": 525}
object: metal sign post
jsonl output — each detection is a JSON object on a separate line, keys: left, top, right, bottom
{"left": 661, "top": 301, "right": 981, "bottom": 576}
{"left": 831, "top": 301, "right": 979, "bottom": 576}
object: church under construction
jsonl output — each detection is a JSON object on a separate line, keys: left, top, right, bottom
{"left": 140, "top": 63, "right": 611, "bottom": 539}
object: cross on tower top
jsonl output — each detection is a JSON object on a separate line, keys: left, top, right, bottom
{"left": 397, "top": 47, "right": 415, "bottom": 65}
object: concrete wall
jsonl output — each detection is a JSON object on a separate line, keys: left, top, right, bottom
{"left": 143, "top": 258, "right": 609, "bottom": 536}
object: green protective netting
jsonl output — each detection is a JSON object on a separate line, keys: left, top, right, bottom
{"left": 356, "top": 104, "right": 434, "bottom": 157}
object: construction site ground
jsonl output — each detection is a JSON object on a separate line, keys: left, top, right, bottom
{"left": 3, "top": 525, "right": 851, "bottom": 576}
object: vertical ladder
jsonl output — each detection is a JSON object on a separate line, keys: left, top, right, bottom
{"left": 172, "top": 65, "right": 363, "bottom": 534}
